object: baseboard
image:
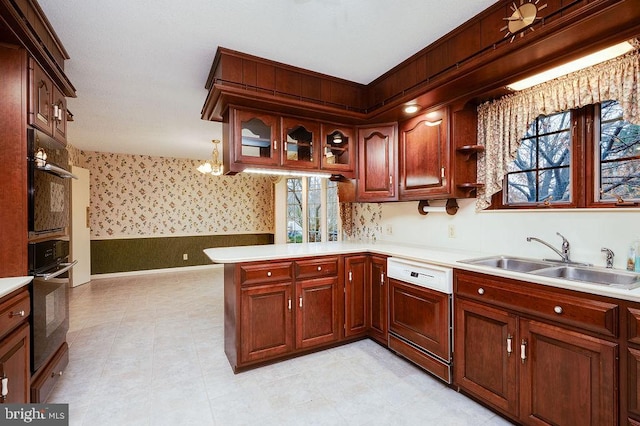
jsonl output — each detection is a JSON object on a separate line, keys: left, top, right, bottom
{"left": 89, "top": 263, "right": 223, "bottom": 281}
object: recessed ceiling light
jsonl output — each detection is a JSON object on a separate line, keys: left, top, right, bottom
{"left": 404, "top": 105, "right": 420, "bottom": 114}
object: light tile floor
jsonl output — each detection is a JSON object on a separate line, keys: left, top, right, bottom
{"left": 49, "top": 267, "right": 514, "bottom": 425}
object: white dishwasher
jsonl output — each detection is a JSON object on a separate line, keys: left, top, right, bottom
{"left": 386, "top": 257, "right": 454, "bottom": 383}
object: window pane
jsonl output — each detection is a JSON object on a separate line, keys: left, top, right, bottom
{"left": 507, "top": 172, "right": 536, "bottom": 203}
{"left": 538, "top": 167, "right": 571, "bottom": 202}
{"left": 598, "top": 100, "right": 640, "bottom": 201}
{"left": 538, "top": 132, "right": 570, "bottom": 169}
{"left": 327, "top": 181, "right": 338, "bottom": 241}
{"left": 539, "top": 110, "right": 571, "bottom": 133}
{"left": 509, "top": 138, "right": 537, "bottom": 172}
{"left": 307, "top": 177, "right": 321, "bottom": 242}
{"left": 286, "top": 178, "right": 303, "bottom": 243}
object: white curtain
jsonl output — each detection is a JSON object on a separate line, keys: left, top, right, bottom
{"left": 476, "top": 45, "right": 640, "bottom": 210}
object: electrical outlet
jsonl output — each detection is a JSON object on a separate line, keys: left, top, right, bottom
{"left": 183, "top": 253, "right": 188, "bottom": 261}
{"left": 386, "top": 224, "right": 393, "bottom": 235}
{"left": 448, "top": 224, "right": 456, "bottom": 239}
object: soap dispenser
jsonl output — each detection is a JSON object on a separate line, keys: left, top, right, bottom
{"left": 629, "top": 240, "right": 640, "bottom": 272}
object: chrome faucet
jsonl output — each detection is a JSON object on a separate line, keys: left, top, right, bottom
{"left": 526, "top": 232, "right": 571, "bottom": 263}
{"left": 601, "top": 247, "right": 614, "bottom": 268}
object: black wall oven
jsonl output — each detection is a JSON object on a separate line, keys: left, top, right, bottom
{"left": 28, "top": 128, "right": 76, "bottom": 237}
{"left": 28, "top": 239, "right": 75, "bottom": 373}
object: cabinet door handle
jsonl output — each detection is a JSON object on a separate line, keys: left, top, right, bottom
{"left": 441, "top": 167, "right": 445, "bottom": 179}
{"left": 317, "top": 266, "right": 322, "bottom": 271}
{"left": 506, "top": 334, "right": 513, "bottom": 357}
{"left": 389, "top": 175, "right": 393, "bottom": 187}
{"left": 267, "top": 271, "right": 272, "bottom": 277}
{"left": 52, "top": 104, "right": 59, "bottom": 122}
{"left": 288, "top": 298, "right": 291, "bottom": 311}
{"left": 273, "top": 140, "right": 278, "bottom": 150}
{"left": 299, "top": 296, "right": 303, "bottom": 308}
{"left": 348, "top": 271, "right": 352, "bottom": 282}
{"left": 9, "top": 310, "right": 25, "bottom": 318}
{"left": 477, "top": 287, "right": 485, "bottom": 295}
{"left": 521, "top": 339, "right": 527, "bottom": 364}
{"left": 554, "top": 305, "right": 563, "bottom": 314}
{"left": 1, "top": 377, "right": 7, "bottom": 400}
{"left": 380, "top": 273, "right": 385, "bottom": 285}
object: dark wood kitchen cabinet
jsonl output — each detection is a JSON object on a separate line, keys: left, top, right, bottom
{"left": 398, "top": 108, "right": 448, "bottom": 200}
{"left": 225, "top": 256, "right": 342, "bottom": 371}
{"left": 627, "top": 306, "right": 640, "bottom": 424}
{"left": 357, "top": 123, "right": 398, "bottom": 202}
{"left": 230, "top": 108, "right": 281, "bottom": 168}
{"left": 296, "top": 276, "right": 340, "bottom": 349}
{"left": 368, "top": 255, "right": 388, "bottom": 345}
{"left": 321, "top": 123, "right": 356, "bottom": 178}
{"left": 282, "top": 116, "right": 320, "bottom": 170}
{"left": 29, "top": 59, "right": 68, "bottom": 145}
{"left": 454, "top": 270, "right": 618, "bottom": 426}
{"left": 0, "top": 287, "right": 32, "bottom": 404}
{"left": 344, "top": 255, "right": 369, "bottom": 337}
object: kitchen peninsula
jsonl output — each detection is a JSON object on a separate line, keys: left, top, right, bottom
{"left": 206, "top": 241, "right": 640, "bottom": 425}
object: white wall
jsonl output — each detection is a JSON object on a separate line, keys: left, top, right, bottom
{"left": 377, "top": 199, "right": 640, "bottom": 270}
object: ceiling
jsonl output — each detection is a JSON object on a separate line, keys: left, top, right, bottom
{"left": 37, "top": 0, "right": 497, "bottom": 161}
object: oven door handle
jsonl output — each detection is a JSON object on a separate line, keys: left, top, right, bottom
{"left": 37, "top": 162, "right": 78, "bottom": 179}
{"left": 37, "top": 260, "right": 78, "bottom": 280}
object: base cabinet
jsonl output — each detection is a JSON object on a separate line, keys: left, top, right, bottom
{"left": 454, "top": 270, "right": 618, "bottom": 426}
{"left": 0, "top": 324, "right": 30, "bottom": 404}
{"left": 344, "top": 255, "right": 368, "bottom": 337}
{"left": 227, "top": 256, "right": 342, "bottom": 371}
{"left": 368, "top": 255, "right": 388, "bottom": 345}
{"left": 240, "top": 283, "right": 293, "bottom": 363}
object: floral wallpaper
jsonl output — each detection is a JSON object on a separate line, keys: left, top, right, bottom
{"left": 70, "top": 148, "right": 274, "bottom": 238}
{"left": 348, "top": 202, "right": 383, "bottom": 242}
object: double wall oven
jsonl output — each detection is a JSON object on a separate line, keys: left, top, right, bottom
{"left": 27, "top": 128, "right": 76, "bottom": 376}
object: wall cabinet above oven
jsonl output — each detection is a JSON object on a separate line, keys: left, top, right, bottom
{"left": 224, "top": 107, "right": 356, "bottom": 178}
{"left": 28, "top": 59, "right": 69, "bottom": 146}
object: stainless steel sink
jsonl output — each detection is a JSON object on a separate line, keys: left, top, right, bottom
{"left": 531, "top": 265, "right": 640, "bottom": 289}
{"left": 459, "top": 255, "right": 640, "bottom": 290}
{"left": 459, "top": 256, "right": 555, "bottom": 273}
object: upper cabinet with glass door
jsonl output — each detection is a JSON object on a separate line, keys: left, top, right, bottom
{"left": 321, "top": 124, "right": 356, "bottom": 178}
{"left": 282, "top": 117, "right": 320, "bottom": 169}
{"left": 233, "top": 109, "right": 280, "bottom": 167}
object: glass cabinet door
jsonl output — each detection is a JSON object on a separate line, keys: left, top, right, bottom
{"left": 234, "top": 110, "right": 280, "bottom": 166}
{"left": 322, "top": 124, "right": 356, "bottom": 177}
{"left": 282, "top": 117, "right": 320, "bottom": 169}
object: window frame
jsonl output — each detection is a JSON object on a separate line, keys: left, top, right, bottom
{"left": 490, "top": 101, "right": 640, "bottom": 210}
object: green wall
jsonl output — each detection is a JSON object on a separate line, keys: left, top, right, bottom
{"left": 91, "top": 234, "right": 274, "bottom": 274}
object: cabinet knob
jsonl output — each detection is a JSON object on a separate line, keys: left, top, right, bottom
{"left": 477, "top": 288, "right": 485, "bottom": 295}
{"left": 51, "top": 371, "right": 63, "bottom": 378}
{"left": 554, "top": 305, "right": 563, "bottom": 314}
{"left": 267, "top": 271, "right": 272, "bottom": 277}
{"left": 317, "top": 266, "right": 322, "bottom": 271}
{"left": 10, "top": 310, "right": 25, "bottom": 318}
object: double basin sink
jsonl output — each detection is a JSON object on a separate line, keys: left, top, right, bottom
{"left": 459, "top": 256, "right": 640, "bottom": 290}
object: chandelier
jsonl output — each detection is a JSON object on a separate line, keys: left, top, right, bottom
{"left": 197, "top": 139, "right": 223, "bottom": 176}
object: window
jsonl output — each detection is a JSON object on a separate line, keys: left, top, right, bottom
{"left": 597, "top": 100, "right": 640, "bottom": 202}
{"left": 286, "top": 177, "right": 339, "bottom": 243}
{"left": 505, "top": 110, "right": 572, "bottom": 204}
{"left": 497, "top": 100, "right": 640, "bottom": 208}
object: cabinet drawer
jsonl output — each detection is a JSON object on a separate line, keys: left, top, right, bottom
{"left": 0, "top": 290, "right": 30, "bottom": 340}
{"left": 240, "top": 262, "right": 293, "bottom": 286}
{"left": 629, "top": 307, "right": 640, "bottom": 345}
{"left": 295, "top": 257, "right": 338, "bottom": 279}
{"left": 455, "top": 272, "right": 618, "bottom": 338}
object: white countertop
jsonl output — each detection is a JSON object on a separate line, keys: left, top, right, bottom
{"left": 0, "top": 276, "right": 33, "bottom": 299}
{"left": 203, "top": 241, "right": 640, "bottom": 303}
